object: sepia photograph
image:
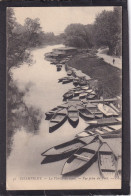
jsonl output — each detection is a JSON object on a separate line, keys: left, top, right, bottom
{"left": 6, "top": 6, "right": 122, "bottom": 190}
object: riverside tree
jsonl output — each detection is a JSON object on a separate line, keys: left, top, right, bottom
{"left": 93, "top": 7, "right": 122, "bottom": 55}
{"left": 64, "top": 23, "right": 93, "bottom": 48}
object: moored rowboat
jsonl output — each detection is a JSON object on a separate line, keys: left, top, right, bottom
{"left": 98, "top": 103, "right": 119, "bottom": 116}
{"left": 63, "top": 91, "right": 74, "bottom": 100}
{"left": 86, "top": 117, "right": 122, "bottom": 126}
{"left": 41, "top": 135, "right": 97, "bottom": 164}
{"left": 98, "top": 142, "right": 117, "bottom": 179}
{"left": 79, "top": 108, "right": 95, "bottom": 120}
{"left": 49, "top": 108, "right": 67, "bottom": 133}
{"left": 68, "top": 105, "right": 79, "bottom": 128}
{"left": 62, "top": 139, "right": 101, "bottom": 176}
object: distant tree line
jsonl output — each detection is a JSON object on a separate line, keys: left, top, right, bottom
{"left": 7, "top": 8, "right": 64, "bottom": 70}
{"left": 63, "top": 7, "right": 122, "bottom": 56}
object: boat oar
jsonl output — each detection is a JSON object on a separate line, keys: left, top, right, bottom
{"left": 74, "top": 154, "right": 90, "bottom": 161}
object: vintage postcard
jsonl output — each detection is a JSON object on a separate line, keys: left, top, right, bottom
{"left": 6, "top": 6, "right": 122, "bottom": 190}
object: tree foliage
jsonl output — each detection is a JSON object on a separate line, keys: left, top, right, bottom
{"left": 93, "top": 7, "right": 122, "bottom": 55}
{"left": 64, "top": 23, "right": 93, "bottom": 48}
{"left": 64, "top": 7, "right": 122, "bottom": 56}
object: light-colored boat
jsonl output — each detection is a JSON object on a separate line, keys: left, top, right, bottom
{"left": 98, "top": 142, "right": 117, "bottom": 178}
{"left": 98, "top": 103, "right": 119, "bottom": 116}
{"left": 76, "top": 124, "right": 122, "bottom": 138}
{"left": 62, "top": 139, "right": 101, "bottom": 176}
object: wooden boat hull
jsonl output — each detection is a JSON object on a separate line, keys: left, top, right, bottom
{"left": 68, "top": 106, "right": 79, "bottom": 128}
{"left": 58, "top": 77, "right": 68, "bottom": 83}
{"left": 41, "top": 136, "right": 96, "bottom": 164}
{"left": 57, "top": 68, "right": 61, "bottom": 72}
{"left": 68, "top": 117, "right": 79, "bottom": 128}
{"left": 79, "top": 109, "right": 95, "bottom": 120}
{"left": 62, "top": 140, "right": 100, "bottom": 176}
{"left": 62, "top": 79, "right": 71, "bottom": 84}
{"left": 98, "top": 143, "right": 117, "bottom": 179}
{"left": 63, "top": 94, "right": 74, "bottom": 101}
{"left": 49, "top": 115, "right": 67, "bottom": 133}
{"left": 62, "top": 152, "right": 98, "bottom": 176}
{"left": 73, "top": 81, "right": 79, "bottom": 86}
{"left": 45, "top": 112, "right": 55, "bottom": 120}
{"left": 45, "top": 107, "right": 59, "bottom": 120}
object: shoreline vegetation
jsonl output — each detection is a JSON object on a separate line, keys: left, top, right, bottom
{"left": 7, "top": 7, "right": 122, "bottom": 156}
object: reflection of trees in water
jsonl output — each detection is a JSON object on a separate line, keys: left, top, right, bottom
{"left": 7, "top": 78, "right": 43, "bottom": 157}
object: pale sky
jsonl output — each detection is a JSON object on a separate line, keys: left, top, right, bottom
{"left": 13, "top": 7, "right": 114, "bottom": 35}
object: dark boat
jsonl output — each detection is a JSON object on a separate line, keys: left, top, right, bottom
{"left": 41, "top": 135, "right": 97, "bottom": 164}
{"left": 79, "top": 108, "right": 95, "bottom": 120}
{"left": 62, "top": 77, "right": 73, "bottom": 84}
{"left": 58, "top": 77, "right": 68, "bottom": 83}
{"left": 45, "top": 103, "right": 68, "bottom": 120}
{"left": 45, "top": 107, "right": 60, "bottom": 120}
{"left": 49, "top": 108, "right": 67, "bottom": 133}
{"left": 62, "top": 139, "right": 101, "bottom": 176}
{"left": 63, "top": 91, "right": 74, "bottom": 100}
{"left": 57, "top": 67, "right": 61, "bottom": 72}
{"left": 68, "top": 105, "right": 79, "bottom": 128}
{"left": 98, "top": 142, "right": 117, "bottom": 179}
{"left": 73, "top": 78, "right": 79, "bottom": 86}
{"left": 67, "top": 70, "right": 73, "bottom": 76}
{"left": 79, "top": 79, "right": 87, "bottom": 86}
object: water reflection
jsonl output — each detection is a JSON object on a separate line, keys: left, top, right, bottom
{"left": 7, "top": 44, "right": 89, "bottom": 182}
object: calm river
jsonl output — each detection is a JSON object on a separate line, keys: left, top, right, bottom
{"left": 7, "top": 44, "right": 121, "bottom": 190}
{"left": 7, "top": 45, "right": 90, "bottom": 183}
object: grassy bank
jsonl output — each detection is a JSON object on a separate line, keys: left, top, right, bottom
{"left": 67, "top": 53, "right": 122, "bottom": 98}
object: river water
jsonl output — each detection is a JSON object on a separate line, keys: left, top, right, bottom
{"left": 7, "top": 44, "right": 121, "bottom": 190}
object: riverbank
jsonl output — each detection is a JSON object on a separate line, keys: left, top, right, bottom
{"left": 47, "top": 47, "right": 122, "bottom": 98}
{"left": 67, "top": 53, "right": 122, "bottom": 98}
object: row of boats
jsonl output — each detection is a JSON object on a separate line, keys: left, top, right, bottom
{"left": 45, "top": 98, "right": 121, "bottom": 132}
{"left": 41, "top": 133, "right": 121, "bottom": 178}
{"left": 42, "top": 60, "right": 122, "bottom": 178}
{"left": 58, "top": 75, "right": 89, "bottom": 86}
{"left": 63, "top": 85, "right": 97, "bottom": 101}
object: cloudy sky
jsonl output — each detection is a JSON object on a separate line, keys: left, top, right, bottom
{"left": 13, "top": 7, "right": 114, "bottom": 35}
